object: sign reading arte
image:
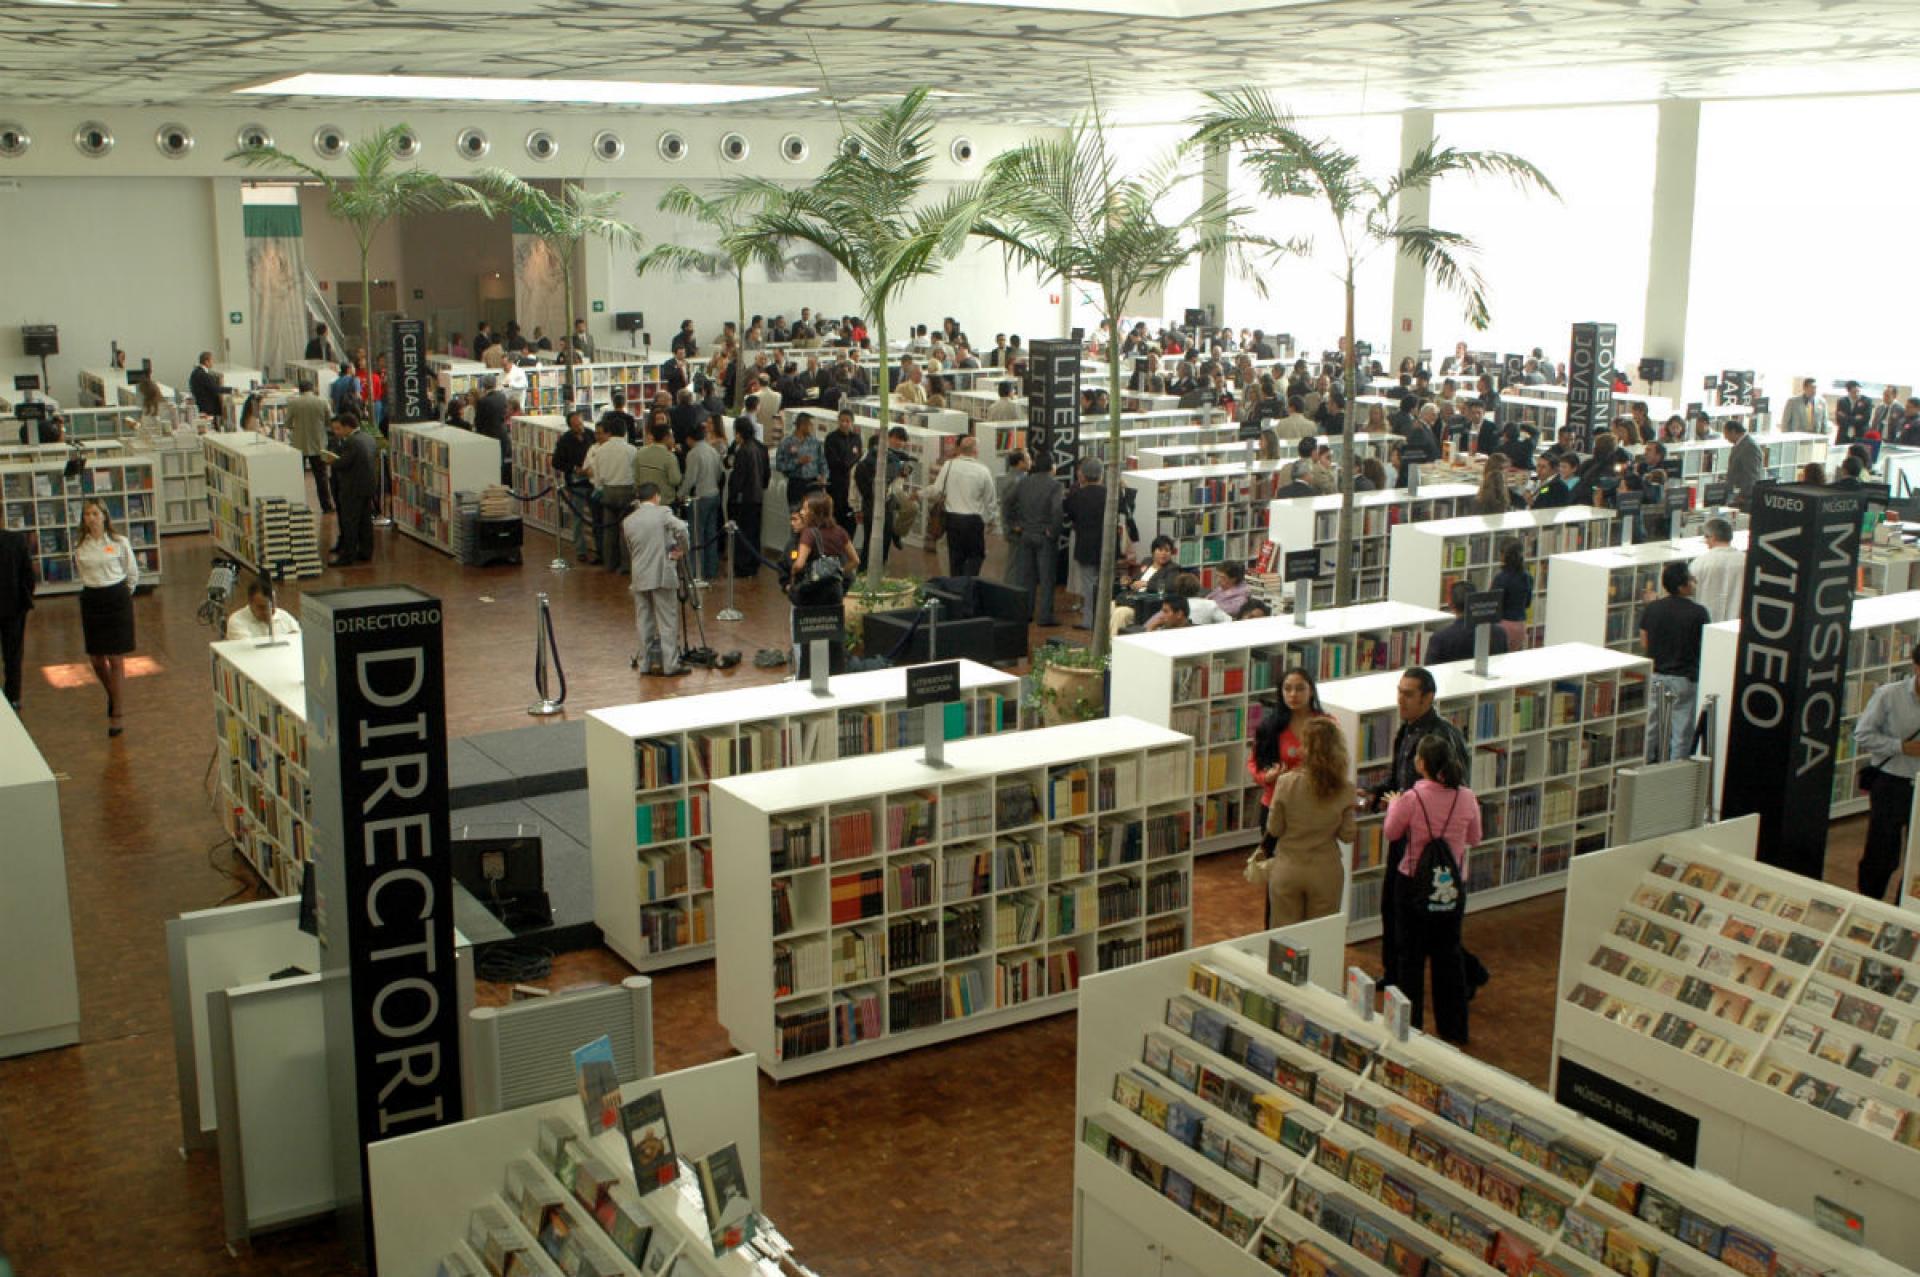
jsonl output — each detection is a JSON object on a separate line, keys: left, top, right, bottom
{"left": 388, "top": 318, "right": 432, "bottom": 425}
{"left": 302, "top": 585, "right": 461, "bottom": 1262}
{"left": 1721, "top": 485, "right": 1864, "bottom": 877}
{"left": 1024, "top": 338, "right": 1081, "bottom": 475}
{"left": 1566, "top": 322, "right": 1616, "bottom": 447}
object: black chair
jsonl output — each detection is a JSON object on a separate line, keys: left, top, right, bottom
{"left": 923, "top": 576, "right": 1031, "bottom": 666}
{"left": 862, "top": 605, "right": 998, "bottom": 666}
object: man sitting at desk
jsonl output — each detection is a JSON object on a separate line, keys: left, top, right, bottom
{"left": 225, "top": 577, "right": 300, "bottom": 642}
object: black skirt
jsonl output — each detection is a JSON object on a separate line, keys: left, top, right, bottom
{"left": 80, "top": 583, "right": 135, "bottom": 656}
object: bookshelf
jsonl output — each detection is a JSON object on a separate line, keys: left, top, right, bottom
{"left": 855, "top": 418, "right": 956, "bottom": 550}
{"left": 844, "top": 396, "right": 971, "bottom": 437}
{"left": 369, "top": 1055, "right": 818, "bottom": 1277}
{"left": 1123, "top": 463, "right": 1295, "bottom": 590}
{"left": 144, "top": 431, "right": 209, "bottom": 533}
{"left": 1542, "top": 535, "right": 1750, "bottom": 653}
{"left": 1138, "top": 432, "right": 1404, "bottom": 472}
{"left": 1859, "top": 542, "right": 1920, "bottom": 598}
{"left": 1075, "top": 925, "right": 1912, "bottom": 1277}
{"left": 79, "top": 366, "right": 174, "bottom": 410}
{"left": 1321, "top": 644, "right": 1653, "bottom": 941}
{"left": 519, "top": 359, "right": 665, "bottom": 420}
{"left": 509, "top": 413, "right": 580, "bottom": 538}
{"left": 1110, "top": 603, "right": 1451, "bottom": 857}
{"left": 1266, "top": 486, "right": 1478, "bottom": 609}
{"left": 210, "top": 636, "right": 311, "bottom": 898}
{"left": 1700, "top": 591, "right": 1920, "bottom": 821}
{"left": 1553, "top": 817, "right": 1920, "bottom": 1269}
{"left": 1387, "top": 508, "right": 1620, "bottom": 646}
{"left": 202, "top": 431, "right": 309, "bottom": 573}
{"left": 0, "top": 699, "right": 79, "bottom": 1059}
{"left": 711, "top": 717, "right": 1196, "bottom": 1078}
{"left": 586, "top": 662, "right": 1022, "bottom": 975}
{"left": 0, "top": 447, "right": 162, "bottom": 594}
{"left": 390, "top": 422, "right": 503, "bottom": 556}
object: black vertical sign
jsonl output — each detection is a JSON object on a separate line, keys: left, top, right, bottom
{"left": 1721, "top": 486, "right": 1864, "bottom": 878}
{"left": 389, "top": 318, "right": 432, "bottom": 425}
{"left": 1025, "top": 338, "right": 1081, "bottom": 475}
{"left": 302, "top": 585, "right": 461, "bottom": 1265}
{"left": 1566, "top": 322, "right": 1617, "bottom": 449}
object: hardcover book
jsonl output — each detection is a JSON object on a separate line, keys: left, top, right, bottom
{"left": 571, "top": 1035, "right": 622, "bottom": 1135}
{"left": 694, "top": 1142, "right": 757, "bottom": 1257}
{"left": 617, "top": 1089, "right": 679, "bottom": 1192}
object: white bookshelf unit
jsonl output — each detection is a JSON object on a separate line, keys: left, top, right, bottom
{"left": 369, "top": 1055, "right": 819, "bottom": 1277}
{"left": 146, "top": 430, "right": 209, "bottom": 533}
{"left": 0, "top": 446, "right": 162, "bottom": 594}
{"left": 711, "top": 717, "right": 1197, "bottom": 1079}
{"left": 1266, "top": 486, "right": 1478, "bottom": 608}
{"left": 1124, "top": 463, "right": 1295, "bottom": 590}
{"left": 1859, "top": 541, "right": 1920, "bottom": 598}
{"left": 210, "top": 636, "right": 310, "bottom": 898}
{"left": 391, "top": 421, "right": 503, "bottom": 555}
{"left": 586, "top": 662, "right": 1022, "bottom": 975}
{"left": 853, "top": 417, "right": 955, "bottom": 550}
{"left": 1074, "top": 924, "right": 1912, "bottom": 1277}
{"left": 1387, "top": 508, "right": 1619, "bottom": 646}
{"left": 0, "top": 699, "right": 79, "bottom": 1059}
{"left": 1700, "top": 591, "right": 1920, "bottom": 821}
{"left": 1541, "top": 536, "right": 1754, "bottom": 653}
{"left": 1110, "top": 603, "right": 1450, "bottom": 855}
{"left": 508, "top": 413, "right": 578, "bottom": 538}
{"left": 202, "top": 431, "right": 311, "bottom": 575}
{"left": 1553, "top": 817, "right": 1920, "bottom": 1269}
{"left": 519, "top": 358, "right": 666, "bottom": 420}
{"left": 1322, "top": 644, "right": 1653, "bottom": 940}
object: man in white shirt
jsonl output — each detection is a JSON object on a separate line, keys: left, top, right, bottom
{"left": 1690, "top": 517, "right": 1745, "bottom": 624}
{"left": 894, "top": 361, "right": 928, "bottom": 406}
{"left": 985, "top": 380, "right": 1023, "bottom": 422}
{"left": 585, "top": 420, "right": 639, "bottom": 571}
{"left": 929, "top": 436, "right": 999, "bottom": 577}
{"left": 224, "top": 578, "right": 300, "bottom": 642}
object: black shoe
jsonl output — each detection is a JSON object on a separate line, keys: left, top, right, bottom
{"left": 660, "top": 666, "right": 692, "bottom": 677}
{"left": 1465, "top": 952, "right": 1490, "bottom": 1001}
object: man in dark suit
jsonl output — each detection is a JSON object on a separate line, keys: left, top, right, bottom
{"left": 670, "top": 320, "right": 699, "bottom": 358}
{"left": 0, "top": 523, "right": 35, "bottom": 709}
{"left": 328, "top": 415, "right": 379, "bottom": 566}
{"left": 188, "top": 352, "right": 224, "bottom": 422}
{"left": 1835, "top": 380, "right": 1873, "bottom": 446}
{"left": 472, "top": 375, "right": 510, "bottom": 451}
{"left": 669, "top": 389, "right": 706, "bottom": 451}
{"left": 1721, "top": 419, "right": 1764, "bottom": 509}
{"left": 304, "top": 324, "right": 330, "bottom": 361}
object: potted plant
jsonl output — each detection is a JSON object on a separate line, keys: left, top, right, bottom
{"left": 1029, "top": 642, "right": 1109, "bottom": 726}
{"left": 843, "top": 575, "right": 922, "bottom": 651}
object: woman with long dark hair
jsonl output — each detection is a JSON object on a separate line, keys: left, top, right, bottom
{"left": 73, "top": 498, "right": 137, "bottom": 736}
{"left": 1249, "top": 667, "right": 1329, "bottom": 806}
{"left": 1248, "top": 717, "right": 1355, "bottom": 927}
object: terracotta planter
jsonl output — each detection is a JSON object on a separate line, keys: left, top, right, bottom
{"left": 1040, "top": 663, "right": 1105, "bottom": 725}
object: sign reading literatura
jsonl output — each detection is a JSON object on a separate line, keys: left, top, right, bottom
{"left": 301, "top": 584, "right": 461, "bottom": 1265}
{"left": 1024, "top": 338, "right": 1081, "bottom": 476}
{"left": 1721, "top": 485, "right": 1863, "bottom": 878}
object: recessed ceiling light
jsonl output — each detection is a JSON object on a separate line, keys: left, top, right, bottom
{"left": 927, "top": 0, "right": 1316, "bottom": 16}
{"left": 236, "top": 73, "right": 810, "bottom": 107}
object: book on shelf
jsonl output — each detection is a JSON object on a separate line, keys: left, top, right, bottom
{"left": 693, "top": 1142, "right": 757, "bottom": 1256}
{"left": 617, "top": 1088, "right": 679, "bottom": 1191}
{"left": 571, "top": 1035, "right": 621, "bottom": 1135}
{"left": 829, "top": 868, "right": 884, "bottom": 924}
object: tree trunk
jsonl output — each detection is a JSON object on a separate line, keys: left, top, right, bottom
{"left": 1090, "top": 320, "right": 1122, "bottom": 658}
{"left": 561, "top": 243, "right": 578, "bottom": 406}
{"left": 866, "top": 312, "right": 890, "bottom": 591}
{"left": 733, "top": 269, "right": 748, "bottom": 413}
{"left": 1333, "top": 266, "right": 1358, "bottom": 607}
{"left": 360, "top": 250, "right": 374, "bottom": 417}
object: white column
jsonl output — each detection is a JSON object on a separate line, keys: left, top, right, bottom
{"left": 1198, "top": 143, "right": 1229, "bottom": 329}
{"left": 1641, "top": 99, "right": 1701, "bottom": 396}
{"left": 579, "top": 177, "right": 618, "bottom": 354}
{"left": 208, "top": 177, "right": 254, "bottom": 364}
{"left": 1387, "top": 109, "right": 1434, "bottom": 369}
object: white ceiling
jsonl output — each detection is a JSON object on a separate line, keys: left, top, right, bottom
{"left": 7, "top": 0, "right": 1920, "bottom": 124}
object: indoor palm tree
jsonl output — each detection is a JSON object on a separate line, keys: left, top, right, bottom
{"left": 460, "top": 173, "right": 644, "bottom": 401}
{"left": 228, "top": 124, "right": 464, "bottom": 366}
{"left": 1192, "top": 89, "right": 1556, "bottom": 605}
{"left": 727, "top": 86, "right": 1001, "bottom": 589}
{"left": 633, "top": 186, "right": 788, "bottom": 410}
{"left": 978, "top": 117, "right": 1261, "bottom": 652}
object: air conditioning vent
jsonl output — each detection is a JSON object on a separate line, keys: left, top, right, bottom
{"left": 74, "top": 122, "right": 114, "bottom": 158}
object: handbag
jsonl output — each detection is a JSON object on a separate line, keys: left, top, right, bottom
{"left": 924, "top": 490, "right": 947, "bottom": 543}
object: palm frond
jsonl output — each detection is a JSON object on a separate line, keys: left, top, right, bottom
{"left": 633, "top": 242, "right": 728, "bottom": 278}
{"left": 1382, "top": 144, "right": 1558, "bottom": 209}
{"left": 1388, "top": 223, "right": 1491, "bottom": 329}
{"left": 225, "top": 143, "right": 328, "bottom": 183}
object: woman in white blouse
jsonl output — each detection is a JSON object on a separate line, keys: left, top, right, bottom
{"left": 73, "top": 499, "right": 137, "bottom": 736}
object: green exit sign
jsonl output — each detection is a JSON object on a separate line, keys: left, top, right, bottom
{"left": 228, "top": 311, "right": 243, "bottom": 325}
{"left": 591, "top": 300, "right": 605, "bottom": 313}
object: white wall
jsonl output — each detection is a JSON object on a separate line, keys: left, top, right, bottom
{"left": 297, "top": 183, "right": 405, "bottom": 299}
{"left": 398, "top": 204, "right": 512, "bottom": 344}
{"left": 0, "top": 177, "right": 224, "bottom": 396}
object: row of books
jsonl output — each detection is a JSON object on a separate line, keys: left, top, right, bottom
{"left": 771, "top": 816, "right": 824, "bottom": 871}
{"left": 773, "top": 935, "right": 827, "bottom": 997}
{"left": 829, "top": 868, "right": 884, "bottom": 925}
{"left": 995, "top": 893, "right": 1042, "bottom": 947}
{"left": 636, "top": 848, "right": 693, "bottom": 903}
{"left": 1050, "top": 823, "right": 1097, "bottom": 877}
{"left": 996, "top": 780, "right": 1040, "bottom": 829}
{"left": 997, "top": 953, "right": 1045, "bottom": 1008}
{"left": 833, "top": 989, "right": 882, "bottom": 1046}
{"left": 637, "top": 899, "right": 708, "bottom": 954}
{"left": 633, "top": 737, "right": 684, "bottom": 790}
{"left": 830, "top": 926, "right": 884, "bottom": 985}
{"left": 1146, "top": 868, "right": 1188, "bottom": 916}
{"left": 1048, "top": 766, "right": 1092, "bottom": 819}
{"left": 886, "top": 791, "right": 937, "bottom": 851}
{"left": 775, "top": 1004, "right": 830, "bottom": 1060}
{"left": 829, "top": 808, "right": 875, "bottom": 861}
{"left": 941, "top": 786, "right": 994, "bottom": 840}
{"left": 635, "top": 794, "right": 703, "bottom": 847}
{"left": 889, "top": 855, "right": 935, "bottom": 911}
{"left": 888, "top": 915, "right": 939, "bottom": 971}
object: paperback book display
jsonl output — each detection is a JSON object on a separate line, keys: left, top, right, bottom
{"left": 1077, "top": 937, "right": 1910, "bottom": 1277}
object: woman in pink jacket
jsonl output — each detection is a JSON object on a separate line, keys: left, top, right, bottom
{"left": 1381, "top": 733, "right": 1482, "bottom": 1044}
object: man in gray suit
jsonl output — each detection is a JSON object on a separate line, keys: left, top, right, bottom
{"left": 1780, "top": 376, "right": 1828, "bottom": 437}
{"left": 1721, "top": 419, "right": 1764, "bottom": 510}
{"left": 622, "top": 483, "right": 691, "bottom": 677}
{"left": 286, "top": 380, "right": 334, "bottom": 513}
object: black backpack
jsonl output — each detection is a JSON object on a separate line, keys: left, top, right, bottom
{"left": 1411, "top": 789, "right": 1466, "bottom": 915}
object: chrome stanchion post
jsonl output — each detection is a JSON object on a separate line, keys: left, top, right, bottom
{"left": 528, "top": 592, "right": 565, "bottom": 716}
{"left": 549, "top": 487, "right": 571, "bottom": 574}
{"left": 717, "top": 519, "right": 744, "bottom": 622}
